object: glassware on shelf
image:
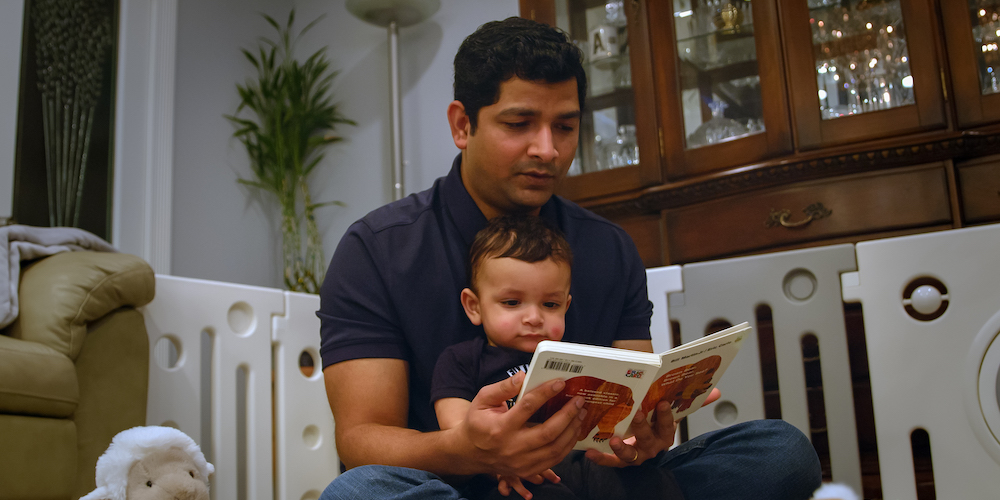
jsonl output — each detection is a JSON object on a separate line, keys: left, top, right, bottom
{"left": 607, "top": 125, "right": 640, "bottom": 168}
{"left": 556, "top": 0, "right": 638, "bottom": 176}
{"left": 614, "top": 53, "right": 632, "bottom": 88}
{"left": 592, "top": 134, "right": 610, "bottom": 171}
{"left": 810, "top": 0, "right": 915, "bottom": 119}
{"left": 968, "top": 0, "right": 1000, "bottom": 96}
{"left": 605, "top": 0, "right": 628, "bottom": 27}
{"left": 686, "top": 100, "right": 751, "bottom": 148}
{"left": 674, "top": 0, "right": 764, "bottom": 150}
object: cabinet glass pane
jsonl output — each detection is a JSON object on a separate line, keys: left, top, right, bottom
{"left": 555, "top": 0, "right": 638, "bottom": 177}
{"left": 809, "top": 0, "right": 915, "bottom": 119}
{"left": 674, "top": 0, "right": 765, "bottom": 150}
{"left": 967, "top": 0, "right": 1000, "bottom": 95}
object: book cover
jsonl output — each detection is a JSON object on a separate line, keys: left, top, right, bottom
{"left": 516, "top": 322, "right": 750, "bottom": 453}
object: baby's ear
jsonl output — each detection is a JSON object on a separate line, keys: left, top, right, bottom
{"left": 460, "top": 288, "right": 482, "bottom": 325}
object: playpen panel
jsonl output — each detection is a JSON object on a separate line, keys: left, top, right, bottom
{"left": 842, "top": 224, "right": 1000, "bottom": 500}
{"left": 273, "top": 291, "right": 339, "bottom": 500}
{"left": 669, "top": 245, "right": 862, "bottom": 492}
{"left": 143, "top": 276, "right": 284, "bottom": 500}
{"left": 646, "top": 265, "right": 683, "bottom": 353}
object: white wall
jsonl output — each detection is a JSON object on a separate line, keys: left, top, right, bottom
{"left": 0, "top": 1, "right": 25, "bottom": 220}
{"left": 169, "top": 0, "right": 518, "bottom": 288}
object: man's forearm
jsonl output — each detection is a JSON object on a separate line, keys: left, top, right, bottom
{"left": 336, "top": 422, "right": 485, "bottom": 476}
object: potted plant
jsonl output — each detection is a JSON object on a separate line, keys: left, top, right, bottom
{"left": 227, "top": 11, "right": 354, "bottom": 293}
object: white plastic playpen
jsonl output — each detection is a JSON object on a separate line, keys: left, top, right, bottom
{"left": 142, "top": 223, "right": 1000, "bottom": 500}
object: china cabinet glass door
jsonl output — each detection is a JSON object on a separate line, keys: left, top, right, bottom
{"left": 782, "top": 0, "right": 945, "bottom": 150}
{"left": 941, "top": 0, "right": 1000, "bottom": 127}
{"left": 675, "top": 0, "right": 765, "bottom": 149}
{"left": 648, "top": 0, "right": 792, "bottom": 179}
{"left": 525, "top": 0, "right": 662, "bottom": 200}
{"left": 968, "top": 0, "right": 1000, "bottom": 95}
{"left": 809, "top": 0, "right": 915, "bottom": 118}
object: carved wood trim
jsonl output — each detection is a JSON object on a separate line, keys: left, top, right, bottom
{"left": 587, "top": 130, "right": 1000, "bottom": 219}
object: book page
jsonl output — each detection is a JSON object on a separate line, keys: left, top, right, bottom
{"left": 641, "top": 322, "right": 750, "bottom": 423}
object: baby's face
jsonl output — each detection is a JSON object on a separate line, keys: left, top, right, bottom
{"left": 473, "top": 256, "right": 571, "bottom": 353}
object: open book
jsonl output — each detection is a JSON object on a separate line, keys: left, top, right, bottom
{"left": 516, "top": 322, "right": 750, "bottom": 453}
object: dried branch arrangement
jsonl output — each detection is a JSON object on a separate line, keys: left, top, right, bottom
{"left": 32, "top": 0, "right": 113, "bottom": 227}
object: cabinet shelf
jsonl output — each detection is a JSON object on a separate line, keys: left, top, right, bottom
{"left": 585, "top": 87, "right": 634, "bottom": 112}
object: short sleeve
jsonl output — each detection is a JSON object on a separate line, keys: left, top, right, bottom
{"left": 430, "top": 343, "right": 479, "bottom": 404}
{"left": 318, "top": 221, "right": 410, "bottom": 368}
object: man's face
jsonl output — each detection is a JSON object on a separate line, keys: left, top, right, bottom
{"left": 461, "top": 257, "right": 571, "bottom": 353}
{"left": 450, "top": 77, "right": 581, "bottom": 220}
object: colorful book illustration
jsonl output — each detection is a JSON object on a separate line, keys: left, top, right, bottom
{"left": 517, "top": 322, "right": 750, "bottom": 453}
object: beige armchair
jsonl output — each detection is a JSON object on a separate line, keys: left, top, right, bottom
{"left": 0, "top": 251, "right": 154, "bottom": 500}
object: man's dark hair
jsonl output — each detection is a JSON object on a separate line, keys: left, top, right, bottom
{"left": 454, "top": 17, "right": 587, "bottom": 133}
{"left": 468, "top": 215, "right": 573, "bottom": 292}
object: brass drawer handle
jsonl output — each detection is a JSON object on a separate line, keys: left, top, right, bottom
{"left": 765, "top": 203, "right": 832, "bottom": 229}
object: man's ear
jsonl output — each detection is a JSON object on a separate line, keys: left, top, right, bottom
{"left": 447, "top": 100, "right": 471, "bottom": 149}
{"left": 460, "top": 287, "right": 482, "bottom": 325}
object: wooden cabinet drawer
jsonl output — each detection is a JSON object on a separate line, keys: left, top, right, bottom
{"left": 957, "top": 156, "right": 1000, "bottom": 225}
{"left": 664, "top": 164, "right": 953, "bottom": 263}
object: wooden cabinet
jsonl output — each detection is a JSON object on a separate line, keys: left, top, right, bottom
{"left": 957, "top": 153, "right": 1000, "bottom": 224}
{"left": 664, "top": 163, "right": 953, "bottom": 262}
{"left": 781, "top": 0, "right": 947, "bottom": 150}
{"left": 520, "top": 0, "right": 1000, "bottom": 264}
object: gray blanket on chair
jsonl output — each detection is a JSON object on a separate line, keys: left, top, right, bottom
{"left": 0, "top": 224, "right": 116, "bottom": 330}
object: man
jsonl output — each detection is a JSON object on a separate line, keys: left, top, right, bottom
{"left": 318, "top": 16, "right": 821, "bottom": 500}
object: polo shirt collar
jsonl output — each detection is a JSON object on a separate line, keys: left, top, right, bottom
{"left": 442, "top": 153, "right": 563, "bottom": 245}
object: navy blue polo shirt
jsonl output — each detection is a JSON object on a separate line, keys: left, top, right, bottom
{"left": 318, "top": 154, "right": 652, "bottom": 432}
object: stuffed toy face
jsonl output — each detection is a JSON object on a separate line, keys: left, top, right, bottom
{"left": 126, "top": 447, "right": 210, "bottom": 500}
{"left": 81, "top": 426, "right": 214, "bottom": 500}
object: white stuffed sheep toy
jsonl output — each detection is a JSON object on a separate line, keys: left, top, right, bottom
{"left": 80, "top": 426, "right": 214, "bottom": 500}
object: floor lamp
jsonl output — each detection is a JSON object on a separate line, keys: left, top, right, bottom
{"left": 346, "top": 0, "right": 441, "bottom": 201}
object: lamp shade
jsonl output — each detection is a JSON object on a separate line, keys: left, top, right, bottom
{"left": 345, "top": 0, "right": 441, "bottom": 28}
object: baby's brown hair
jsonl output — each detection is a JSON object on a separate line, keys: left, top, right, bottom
{"left": 467, "top": 215, "right": 573, "bottom": 293}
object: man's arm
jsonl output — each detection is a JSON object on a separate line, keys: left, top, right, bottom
{"left": 612, "top": 339, "right": 653, "bottom": 353}
{"left": 325, "top": 358, "right": 588, "bottom": 477}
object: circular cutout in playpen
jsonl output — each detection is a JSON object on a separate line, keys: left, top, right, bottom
{"left": 782, "top": 268, "right": 817, "bottom": 302}
{"left": 299, "top": 348, "right": 321, "bottom": 379}
{"left": 227, "top": 301, "right": 256, "bottom": 336}
{"left": 966, "top": 310, "right": 1000, "bottom": 466}
{"left": 979, "top": 331, "right": 1000, "bottom": 447}
{"left": 301, "top": 490, "right": 321, "bottom": 500}
{"left": 713, "top": 400, "right": 738, "bottom": 426}
{"left": 902, "top": 277, "right": 949, "bottom": 321}
{"left": 303, "top": 425, "right": 322, "bottom": 450}
{"left": 153, "top": 335, "right": 182, "bottom": 370}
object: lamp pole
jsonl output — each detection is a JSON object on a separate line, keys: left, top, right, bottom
{"left": 346, "top": 0, "right": 440, "bottom": 201}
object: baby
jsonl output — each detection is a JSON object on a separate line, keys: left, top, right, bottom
{"left": 431, "top": 215, "right": 678, "bottom": 500}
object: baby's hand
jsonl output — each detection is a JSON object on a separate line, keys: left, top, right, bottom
{"left": 496, "top": 469, "right": 561, "bottom": 500}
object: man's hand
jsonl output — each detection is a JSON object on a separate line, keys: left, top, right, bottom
{"left": 583, "top": 387, "right": 721, "bottom": 467}
{"left": 456, "top": 371, "right": 586, "bottom": 478}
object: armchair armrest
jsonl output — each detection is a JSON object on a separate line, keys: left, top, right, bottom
{"left": 6, "top": 252, "right": 155, "bottom": 360}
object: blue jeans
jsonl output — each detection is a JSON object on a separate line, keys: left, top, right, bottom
{"left": 319, "top": 419, "right": 822, "bottom": 500}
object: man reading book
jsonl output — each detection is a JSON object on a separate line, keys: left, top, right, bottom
{"left": 432, "top": 215, "right": 680, "bottom": 500}
{"left": 318, "top": 16, "right": 821, "bottom": 500}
